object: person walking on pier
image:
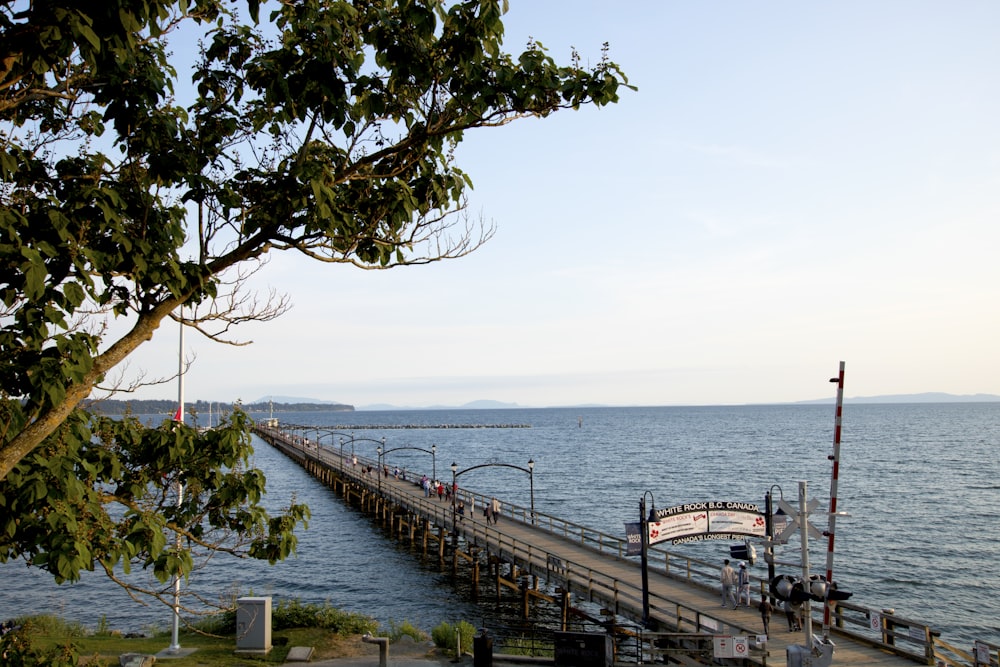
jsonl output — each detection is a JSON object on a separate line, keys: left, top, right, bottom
{"left": 491, "top": 497, "right": 501, "bottom": 524}
{"left": 737, "top": 562, "right": 751, "bottom": 607}
{"left": 758, "top": 597, "right": 773, "bottom": 637}
{"left": 720, "top": 559, "right": 738, "bottom": 608}
{"left": 783, "top": 599, "right": 801, "bottom": 632}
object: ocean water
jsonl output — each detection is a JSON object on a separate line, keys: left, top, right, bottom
{"left": 3, "top": 403, "right": 999, "bottom": 648}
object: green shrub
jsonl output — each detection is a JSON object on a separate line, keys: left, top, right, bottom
{"left": 0, "top": 621, "right": 81, "bottom": 667}
{"left": 385, "top": 619, "right": 428, "bottom": 643}
{"left": 431, "top": 620, "right": 475, "bottom": 656}
{"left": 10, "top": 616, "right": 87, "bottom": 639}
{"left": 198, "top": 598, "right": 378, "bottom": 637}
{"left": 272, "top": 599, "right": 377, "bottom": 635}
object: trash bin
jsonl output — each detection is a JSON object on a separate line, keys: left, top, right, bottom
{"left": 473, "top": 630, "right": 493, "bottom": 667}
{"left": 554, "top": 631, "right": 613, "bottom": 667}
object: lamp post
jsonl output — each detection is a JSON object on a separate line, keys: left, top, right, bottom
{"left": 339, "top": 437, "right": 356, "bottom": 474}
{"left": 377, "top": 446, "right": 383, "bottom": 494}
{"left": 450, "top": 462, "right": 459, "bottom": 548}
{"left": 379, "top": 445, "right": 437, "bottom": 486}
{"left": 527, "top": 459, "right": 535, "bottom": 524}
{"left": 431, "top": 444, "right": 437, "bottom": 481}
{"left": 765, "top": 484, "right": 783, "bottom": 604}
{"left": 640, "top": 490, "right": 655, "bottom": 627}
{"left": 449, "top": 459, "right": 537, "bottom": 527}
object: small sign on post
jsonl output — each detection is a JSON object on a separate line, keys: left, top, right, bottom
{"left": 974, "top": 640, "right": 990, "bottom": 665}
{"left": 712, "top": 635, "right": 749, "bottom": 659}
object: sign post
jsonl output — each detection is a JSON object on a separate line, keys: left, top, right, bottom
{"left": 639, "top": 491, "right": 655, "bottom": 627}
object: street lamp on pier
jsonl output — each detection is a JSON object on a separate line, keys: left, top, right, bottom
{"left": 528, "top": 458, "right": 535, "bottom": 524}
{"left": 379, "top": 445, "right": 437, "bottom": 485}
{"left": 339, "top": 436, "right": 357, "bottom": 474}
{"left": 450, "top": 462, "right": 459, "bottom": 548}
{"left": 449, "top": 458, "right": 537, "bottom": 543}
{"left": 765, "top": 483, "right": 784, "bottom": 603}
{"left": 640, "top": 490, "right": 656, "bottom": 627}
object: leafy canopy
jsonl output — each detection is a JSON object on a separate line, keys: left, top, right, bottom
{"left": 0, "top": 0, "right": 630, "bottom": 592}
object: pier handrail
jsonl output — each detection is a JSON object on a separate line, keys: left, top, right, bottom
{"left": 255, "top": 424, "right": 950, "bottom": 666}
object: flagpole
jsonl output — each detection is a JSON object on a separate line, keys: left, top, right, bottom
{"left": 169, "top": 311, "right": 184, "bottom": 653}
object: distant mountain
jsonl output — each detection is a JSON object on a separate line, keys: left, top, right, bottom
{"left": 359, "top": 399, "right": 522, "bottom": 411}
{"left": 794, "top": 392, "right": 1000, "bottom": 405}
{"left": 246, "top": 393, "right": 1000, "bottom": 412}
{"left": 252, "top": 395, "right": 351, "bottom": 405}
{"left": 89, "top": 397, "right": 355, "bottom": 415}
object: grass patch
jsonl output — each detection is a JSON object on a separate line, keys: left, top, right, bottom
{"left": 1, "top": 607, "right": 424, "bottom": 667}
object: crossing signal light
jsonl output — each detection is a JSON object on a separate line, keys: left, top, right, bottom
{"left": 771, "top": 574, "right": 853, "bottom": 602}
{"left": 807, "top": 574, "right": 853, "bottom": 602}
{"left": 826, "top": 583, "right": 853, "bottom": 601}
{"left": 770, "top": 574, "right": 807, "bottom": 602}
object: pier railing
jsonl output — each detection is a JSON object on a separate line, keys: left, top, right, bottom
{"left": 255, "top": 424, "right": 983, "bottom": 667}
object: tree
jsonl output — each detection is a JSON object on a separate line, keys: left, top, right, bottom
{"left": 0, "top": 0, "right": 629, "bottom": 587}
{"left": 0, "top": 406, "right": 310, "bottom": 614}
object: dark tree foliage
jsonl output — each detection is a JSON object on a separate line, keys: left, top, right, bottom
{"left": 0, "top": 0, "right": 630, "bottom": 601}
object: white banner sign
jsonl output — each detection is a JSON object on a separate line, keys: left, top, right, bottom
{"left": 648, "top": 502, "right": 765, "bottom": 545}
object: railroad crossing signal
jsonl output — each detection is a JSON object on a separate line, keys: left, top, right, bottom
{"left": 775, "top": 497, "right": 823, "bottom": 544}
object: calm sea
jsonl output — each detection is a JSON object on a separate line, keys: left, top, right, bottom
{"left": 3, "top": 403, "right": 999, "bottom": 648}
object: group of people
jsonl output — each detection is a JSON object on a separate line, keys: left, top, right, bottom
{"left": 719, "top": 558, "right": 752, "bottom": 609}
{"left": 483, "top": 496, "right": 501, "bottom": 524}
{"left": 720, "top": 558, "right": 804, "bottom": 638}
{"left": 419, "top": 475, "right": 455, "bottom": 501}
{"left": 415, "top": 475, "right": 501, "bottom": 525}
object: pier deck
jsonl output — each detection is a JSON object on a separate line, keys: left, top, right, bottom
{"left": 253, "top": 424, "right": 984, "bottom": 667}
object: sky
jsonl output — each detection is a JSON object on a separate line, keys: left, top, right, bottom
{"left": 120, "top": 1, "right": 1000, "bottom": 409}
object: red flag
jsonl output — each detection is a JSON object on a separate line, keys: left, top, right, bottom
{"left": 173, "top": 406, "right": 183, "bottom": 422}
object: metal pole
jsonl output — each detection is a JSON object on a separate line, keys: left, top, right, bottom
{"left": 765, "top": 489, "right": 775, "bottom": 604}
{"left": 451, "top": 463, "right": 458, "bottom": 548}
{"left": 823, "top": 361, "right": 846, "bottom": 638}
{"left": 169, "top": 312, "right": 184, "bottom": 653}
{"left": 431, "top": 444, "right": 436, "bottom": 481}
{"left": 528, "top": 459, "right": 535, "bottom": 525}
{"left": 799, "top": 481, "right": 813, "bottom": 648}
{"left": 640, "top": 495, "right": 650, "bottom": 627}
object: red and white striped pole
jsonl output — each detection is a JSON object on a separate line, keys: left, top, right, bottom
{"left": 822, "top": 361, "right": 846, "bottom": 638}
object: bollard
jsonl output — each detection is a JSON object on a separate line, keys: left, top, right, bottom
{"left": 362, "top": 633, "right": 388, "bottom": 667}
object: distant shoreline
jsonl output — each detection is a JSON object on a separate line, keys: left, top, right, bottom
{"left": 88, "top": 393, "right": 999, "bottom": 415}
{"left": 88, "top": 399, "right": 355, "bottom": 416}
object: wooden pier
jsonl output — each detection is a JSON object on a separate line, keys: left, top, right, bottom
{"left": 253, "top": 424, "right": 993, "bottom": 667}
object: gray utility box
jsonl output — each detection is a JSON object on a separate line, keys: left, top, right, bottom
{"left": 554, "top": 631, "right": 613, "bottom": 667}
{"left": 236, "top": 596, "right": 272, "bottom": 654}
